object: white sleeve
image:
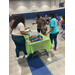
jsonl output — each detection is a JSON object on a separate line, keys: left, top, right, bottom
{"left": 18, "top": 23, "right": 25, "bottom": 31}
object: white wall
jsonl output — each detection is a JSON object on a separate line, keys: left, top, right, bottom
{"left": 9, "top": 0, "right": 65, "bottom": 15}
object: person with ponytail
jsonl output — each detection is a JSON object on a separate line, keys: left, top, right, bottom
{"left": 11, "top": 15, "right": 28, "bottom": 60}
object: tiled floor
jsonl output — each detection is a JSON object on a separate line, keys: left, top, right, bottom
{"left": 9, "top": 19, "right": 65, "bottom": 75}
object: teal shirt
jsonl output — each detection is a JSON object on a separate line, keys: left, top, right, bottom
{"left": 49, "top": 18, "right": 59, "bottom": 34}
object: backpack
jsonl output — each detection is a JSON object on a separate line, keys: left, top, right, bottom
{"left": 57, "top": 20, "right": 59, "bottom": 26}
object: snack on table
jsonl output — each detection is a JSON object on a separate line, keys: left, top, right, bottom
{"left": 29, "top": 35, "right": 32, "bottom": 38}
{"left": 31, "top": 40, "right": 34, "bottom": 42}
{"left": 29, "top": 34, "right": 43, "bottom": 43}
{"left": 35, "top": 39, "right": 38, "bottom": 41}
{"left": 39, "top": 38, "right": 42, "bottom": 40}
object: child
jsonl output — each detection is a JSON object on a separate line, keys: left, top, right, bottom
{"left": 61, "top": 15, "right": 65, "bottom": 27}
{"left": 62, "top": 21, "right": 65, "bottom": 34}
{"left": 61, "top": 16, "right": 63, "bottom": 22}
{"left": 32, "top": 13, "right": 42, "bottom": 33}
{"left": 41, "top": 16, "right": 45, "bottom": 22}
{"left": 57, "top": 20, "right": 59, "bottom": 26}
{"left": 41, "top": 21, "right": 47, "bottom": 35}
{"left": 45, "top": 15, "right": 49, "bottom": 25}
{"left": 62, "top": 20, "right": 65, "bottom": 30}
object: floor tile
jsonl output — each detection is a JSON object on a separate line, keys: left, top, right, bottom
{"left": 47, "top": 63, "right": 58, "bottom": 72}
{"left": 53, "top": 60, "right": 64, "bottom": 69}
{"left": 52, "top": 69, "right": 64, "bottom": 75}
{"left": 13, "top": 70, "right": 21, "bottom": 75}
{"left": 54, "top": 53, "right": 64, "bottom": 59}
{"left": 59, "top": 66, "right": 65, "bottom": 75}
{"left": 58, "top": 58, "right": 65, "bottom": 65}
{"left": 9, "top": 67, "right": 14, "bottom": 75}
{"left": 21, "top": 67, "right": 31, "bottom": 75}
{"left": 26, "top": 72, "right": 32, "bottom": 75}
{"left": 13, "top": 65, "right": 21, "bottom": 73}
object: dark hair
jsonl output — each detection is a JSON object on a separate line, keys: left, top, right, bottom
{"left": 48, "top": 12, "right": 55, "bottom": 18}
{"left": 63, "top": 15, "right": 65, "bottom": 20}
{"left": 12, "top": 15, "right": 18, "bottom": 20}
{"left": 11, "top": 15, "right": 25, "bottom": 30}
{"left": 54, "top": 15, "right": 57, "bottom": 18}
{"left": 35, "top": 13, "right": 40, "bottom": 19}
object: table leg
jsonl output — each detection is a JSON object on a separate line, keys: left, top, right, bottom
{"left": 44, "top": 49, "right": 48, "bottom": 56}
{"left": 31, "top": 49, "right": 49, "bottom": 61}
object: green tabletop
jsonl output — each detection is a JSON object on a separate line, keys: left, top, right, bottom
{"left": 23, "top": 33, "right": 52, "bottom": 56}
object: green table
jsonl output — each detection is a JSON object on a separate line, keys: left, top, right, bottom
{"left": 23, "top": 33, "right": 52, "bottom": 56}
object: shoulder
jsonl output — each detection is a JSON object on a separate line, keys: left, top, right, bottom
{"left": 18, "top": 22, "right": 24, "bottom": 25}
{"left": 51, "top": 18, "right": 56, "bottom": 22}
{"left": 18, "top": 22, "right": 24, "bottom": 27}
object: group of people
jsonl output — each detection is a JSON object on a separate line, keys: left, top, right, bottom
{"left": 10, "top": 12, "right": 65, "bottom": 59}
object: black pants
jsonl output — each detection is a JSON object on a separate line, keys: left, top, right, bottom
{"left": 50, "top": 32, "right": 59, "bottom": 49}
{"left": 37, "top": 29, "right": 41, "bottom": 33}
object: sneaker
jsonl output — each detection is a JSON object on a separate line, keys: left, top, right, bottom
{"left": 53, "top": 47, "right": 57, "bottom": 51}
{"left": 16, "top": 57, "right": 19, "bottom": 60}
{"left": 54, "top": 49, "right": 57, "bottom": 51}
{"left": 25, "top": 55, "right": 28, "bottom": 58}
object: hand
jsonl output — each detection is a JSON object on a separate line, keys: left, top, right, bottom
{"left": 32, "top": 23, "right": 34, "bottom": 25}
{"left": 43, "top": 30, "right": 46, "bottom": 32}
{"left": 28, "top": 33, "right": 30, "bottom": 36}
{"left": 45, "top": 33, "right": 49, "bottom": 36}
{"left": 10, "top": 30, "right": 12, "bottom": 34}
{"left": 26, "top": 27, "right": 30, "bottom": 29}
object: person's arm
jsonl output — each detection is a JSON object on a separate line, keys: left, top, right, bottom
{"left": 19, "top": 23, "right": 28, "bottom": 35}
{"left": 32, "top": 18, "right": 38, "bottom": 25}
{"left": 20, "top": 31, "right": 28, "bottom": 35}
{"left": 25, "top": 27, "right": 30, "bottom": 30}
{"left": 10, "top": 20, "right": 15, "bottom": 34}
{"left": 10, "top": 20, "right": 15, "bottom": 28}
{"left": 32, "top": 20, "right": 38, "bottom": 25}
{"left": 45, "top": 27, "right": 54, "bottom": 36}
{"left": 32, "top": 23, "right": 37, "bottom": 25}
{"left": 45, "top": 20, "right": 55, "bottom": 36}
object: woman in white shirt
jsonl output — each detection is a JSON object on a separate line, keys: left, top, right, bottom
{"left": 11, "top": 15, "right": 28, "bottom": 59}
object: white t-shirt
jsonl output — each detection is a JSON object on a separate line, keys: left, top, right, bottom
{"left": 12, "top": 22, "right": 25, "bottom": 36}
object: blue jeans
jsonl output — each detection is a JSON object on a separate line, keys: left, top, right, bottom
{"left": 50, "top": 32, "right": 59, "bottom": 49}
{"left": 11, "top": 34, "right": 27, "bottom": 57}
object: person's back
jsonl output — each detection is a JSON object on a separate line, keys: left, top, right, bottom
{"left": 12, "top": 22, "right": 25, "bottom": 36}
{"left": 50, "top": 18, "right": 59, "bottom": 34}
{"left": 10, "top": 15, "right": 18, "bottom": 34}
